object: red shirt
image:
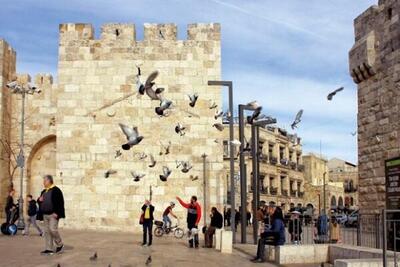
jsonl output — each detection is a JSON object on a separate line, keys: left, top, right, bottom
{"left": 163, "top": 206, "right": 172, "bottom": 216}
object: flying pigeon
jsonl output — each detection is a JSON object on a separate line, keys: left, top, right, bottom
{"left": 159, "top": 29, "right": 165, "bottom": 39}
{"left": 115, "top": 150, "right": 122, "bottom": 159}
{"left": 291, "top": 109, "right": 303, "bottom": 130}
{"left": 247, "top": 106, "right": 262, "bottom": 124}
{"left": 131, "top": 171, "right": 145, "bottom": 182}
{"left": 144, "top": 71, "right": 163, "bottom": 100}
{"left": 155, "top": 97, "right": 173, "bottom": 116}
{"left": 159, "top": 141, "right": 171, "bottom": 155}
{"left": 159, "top": 166, "right": 172, "bottom": 182}
{"left": 175, "top": 123, "right": 186, "bottom": 136}
{"left": 375, "top": 135, "right": 381, "bottom": 143}
{"left": 209, "top": 100, "right": 218, "bottom": 109}
{"left": 148, "top": 154, "right": 156, "bottom": 168}
{"left": 351, "top": 131, "right": 357, "bottom": 136}
{"left": 190, "top": 175, "right": 199, "bottom": 181}
{"left": 137, "top": 152, "right": 147, "bottom": 160}
{"left": 135, "top": 65, "right": 145, "bottom": 95}
{"left": 214, "top": 110, "right": 223, "bottom": 120}
{"left": 180, "top": 161, "right": 192, "bottom": 173}
{"left": 214, "top": 139, "right": 219, "bottom": 144}
{"left": 119, "top": 123, "right": 144, "bottom": 150}
{"left": 175, "top": 160, "right": 182, "bottom": 169}
{"left": 188, "top": 93, "right": 199, "bottom": 107}
{"left": 327, "top": 87, "right": 344, "bottom": 100}
{"left": 104, "top": 169, "right": 117, "bottom": 178}
{"left": 90, "top": 252, "right": 97, "bottom": 261}
{"left": 247, "top": 101, "right": 260, "bottom": 109}
{"left": 145, "top": 256, "right": 152, "bottom": 265}
{"left": 230, "top": 139, "right": 241, "bottom": 146}
{"left": 213, "top": 123, "right": 224, "bottom": 131}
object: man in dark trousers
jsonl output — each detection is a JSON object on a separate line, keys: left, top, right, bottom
{"left": 176, "top": 195, "right": 202, "bottom": 248}
{"left": 39, "top": 175, "right": 65, "bottom": 255}
{"left": 204, "top": 207, "right": 223, "bottom": 248}
{"left": 141, "top": 199, "right": 155, "bottom": 246}
{"left": 4, "top": 189, "right": 16, "bottom": 223}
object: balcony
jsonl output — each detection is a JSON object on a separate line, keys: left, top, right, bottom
{"left": 280, "top": 158, "right": 289, "bottom": 166}
{"left": 270, "top": 187, "right": 278, "bottom": 195}
{"left": 260, "top": 153, "right": 269, "bottom": 163}
{"left": 289, "top": 161, "right": 297, "bottom": 170}
{"left": 290, "top": 190, "right": 297, "bottom": 197}
{"left": 344, "top": 185, "right": 358, "bottom": 193}
{"left": 260, "top": 186, "right": 269, "bottom": 195}
{"left": 297, "top": 164, "right": 305, "bottom": 172}
{"left": 270, "top": 156, "right": 278, "bottom": 165}
{"left": 282, "top": 189, "right": 288, "bottom": 196}
{"left": 298, "top": 191, "right": 304, "bottom": 198}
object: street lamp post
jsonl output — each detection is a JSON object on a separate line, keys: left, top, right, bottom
{"left": 202, "top": 153, "right": 207, "bottom": 227}
{"left": 6, "top": 77, "right": 40, "bottom": 230}
{"left": 323, "top": 172, "right": 327, "bottom": 214}
{"left": 207, "top": 80, "right": 235, "bottom": 242}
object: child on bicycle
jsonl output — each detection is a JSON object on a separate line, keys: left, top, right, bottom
{"left": 163, "top": 202, "right": 177, "bottom": 230}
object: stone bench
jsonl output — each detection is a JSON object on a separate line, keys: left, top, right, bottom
{"left": 215, "top": 228, "right": 223, "bottom": 251}
{"left": 276, "top": 244, "right": 330, "bottom": 264}
{"left": 334, "top": 258, "right": 395, "bottom": 267}
{"left": 329, "top": 244, "right": 395, "bottom": 263}
{"left": 220, "top": 230, "right": 232, "bottom": 254}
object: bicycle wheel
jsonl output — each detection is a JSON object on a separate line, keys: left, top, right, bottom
{"left": 174, "top": 228, "right": 184, "bottom": 239}
{"left": 154, "top": 227, "right": 164, "bottom": 237}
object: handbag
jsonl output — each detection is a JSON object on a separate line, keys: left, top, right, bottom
{"left": 139, "top": 213, "right": 144, "bottom": 225}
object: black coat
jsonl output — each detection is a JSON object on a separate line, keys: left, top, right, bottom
{"left": 141, "top": 205, "right": 155, "bottom": 221}
{"left": 38, "top": 186, "right": 65, "bottom": 219}
{"left": 211, "top": 211, "right": 223, "bottom": 229}
{"left": 27, "top": 200, "right": 38, "bottom": 216}
{"left": 4, "top": 196, "right": 14, "bottom": 212}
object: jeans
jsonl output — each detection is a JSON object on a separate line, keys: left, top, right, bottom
{"left": 24, "top": 215, "right": 42, "bottom": 235}
{"left": 142, "top": 220, "right": 153, "bottom": 245}
{"left": 43, "top": 215, "right": 63, "bottom": 251}
{"left": 204, "top": 226, "right": 216, "bottom": 247}
{"left": 187, "top": 222, "right": 199, "bottom": 247}
{"left": 256, "top": 237, "right": 267, "bottom": 261}
{"left": 5, "top": 209, "right": 11, "bottom": 223}
{"left": 163, "top": 215, "right": 171, "bottom": 229}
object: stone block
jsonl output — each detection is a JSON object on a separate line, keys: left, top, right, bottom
{"left": 215, "top": 228, "right": 223, "bottom": 251}
{"left": 220, "top": 230, "right": 232, "bottom": 254}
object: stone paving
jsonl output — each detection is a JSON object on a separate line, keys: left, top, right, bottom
{"left": 0, "top": 229, "right": 271, "bottom": 267}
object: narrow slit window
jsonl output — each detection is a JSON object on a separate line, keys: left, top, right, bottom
{"left": 388, "top": 8, "right": 393, "bottom": 20}
{"left": 115, "top": 29, "right": 120, "bottom": 36}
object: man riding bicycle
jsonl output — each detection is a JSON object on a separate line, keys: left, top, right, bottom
{"left": 163, "top": 202, "right": 177, "bottom": 230}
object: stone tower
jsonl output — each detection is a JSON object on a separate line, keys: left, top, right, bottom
{"left": 0, "top": 39, "right": 16, "bottom": 210}
{"left": 349, "top": 0, "right": 400, "bottom": 214}
{"left": 56, "top": 23, "right": 223, "bottom": 231}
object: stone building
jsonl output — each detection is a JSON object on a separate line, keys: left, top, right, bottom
{"left": 0, "top": 22, "right": 225, "bottom": 232}
{"left": 222, "top": 123, "right": 305, "bottom": 211}
{"left": 328, "top": 158, "right": 358, "bottom": 209}
{"left": 302, "top": 153, "right": 344, "bottom": 214}
{"left": 349, "top": 0, "right": 400, "bottom": 214}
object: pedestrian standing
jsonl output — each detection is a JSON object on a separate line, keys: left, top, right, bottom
{"left": 23, "top": 194, "right": 43, "bottom": 236}
{"left": 329, "top": 217, "right": 340, "bottom": 243}
{"left": 141, "top": 199, "right": 155, "bottom": 247}
{"left": 288, "top": 211, "right": 302, "bottom": 244}
{"left": 4, "top": 189, "right": 16, "bottom": 224}
{"left": 176, "top": 195, "right": 201, "bottom": 248}
{"left": 39, "top": 175, "right": 65, "bottom": 255}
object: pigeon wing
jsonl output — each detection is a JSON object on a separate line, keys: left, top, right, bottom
{"left": 119, "top": 123, "right": 135, "bottom": 139}
{"left": 295, "top": 109, "right": 303, "bottom": 122}
{"left": 145, "top": 71, "right": 159, "bottom": 87}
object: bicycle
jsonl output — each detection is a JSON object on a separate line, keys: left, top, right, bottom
{"left": 154, "top": 219, "right": 184, "bottom": 239}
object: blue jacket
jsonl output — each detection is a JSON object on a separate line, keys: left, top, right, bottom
{"left": 265, "top": 218, "right": 285, "bottom": 245}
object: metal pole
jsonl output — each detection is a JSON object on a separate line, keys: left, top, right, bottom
{"left": 238, "top": 105, "right": 247, "bottom": 243}
{"left": 251, "top": 124, "right": 258, "bottom": 244}
{"left": 17, "top": 91, "right": 26, "bottom": 229}
{"left": 383, "top": 209, "right": 387, "bottom": 267}
{"left": 323, "top": 172, "right": 326, "bottom": 214}
{"left": 256, "top": 126, "right": 260, "bottom": 209}
{"left": 227, "top": 83, "right": 236, "bottom": 242}
{"left": 202, "top": 154, "right": 207, "bottom": 227}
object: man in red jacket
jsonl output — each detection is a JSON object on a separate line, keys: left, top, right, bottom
{"left": 176, "top": 195, "right": 201, "bottom": 248}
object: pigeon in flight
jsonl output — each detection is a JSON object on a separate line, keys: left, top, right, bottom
{"left": 159, "top": 29, "right": 165, "bottom": 39}
{"left": 146, "top": 255, "right": 152, "bottom": 265}
{"left": 190, "top": 175, "right": 199, "bottom": 181}
{"left": 351, "top": 131, "right": 357, "bottom": 136}
{"left": 291, "top": 109, "right": 303, "bottom": 130}
{"left": 135, "top": 65, "right": 145, "bottom": 95}
{"left": 209, "top": 100, "right": 218, "bottom": 109}
{"left": 214, "top": 110, "right": 223, "bottom": 120}
{"left": 144, "top": 71, "right": 164, "bottom": 100}
{"left": 155, "top": 97, "right": 173, "bottom": 116}
{"left": 138, "top": 152, "right": 147, "bottom": 160}
{"left": 327, "top": 87, "right": 344, "bottom": 101}
{"left": 175, "top": 160, "right": 182, "bottom": 169}
{"left": 213, "top": 123, "right": 224, "bottom": 131}
{"left": 375, "top": 135, "right": 381, "bottom": 143}
{"left": 131, "top": 171, "right": 145, "bottom": 182}
{"left": 230, "top": 139, "right": 241, "bottom": 146}
{"left": 115, "top": 150, "right": 122, "bottom": 159}
{"left": 188, "top": 93, "right": 199, "bottom": 107}
{"left": 119, "top": 123, "right": 144, "bottom": 150}
{"left": 104, "top": 169, "right": 117, "bottom": 178}
{"left": 180, "top": 161, "right": 192, "bottom": 173}
{"left": 159, "top": 141, "right": 171, "bottom": 155}
{"left": 247, "top": 107, "right": 262, "bottom": 124}
{"left": 148, "top": 154, "right": 156, "bottom": 168}
{"left": 90, "top": 252, "right": 98, "bottom": 261}
{"left": 159, "top": 166, "right": 172, "bottom": 182}
{"left": 247, "top": 101, "right": 261, "bottom": 109}
{"left": 175, "top": 123, "right": 186, "bottom": 136}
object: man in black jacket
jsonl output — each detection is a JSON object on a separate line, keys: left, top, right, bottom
{"left": 141, "top": 199, "right": 155, "bottom": 247}
{"left": 39, "top": 175, "right": 65, "bottom": 255}
{"left": 4, "top": 189, "right": 15, "bottom": 223}
{"left": 204, "top": 207, "right": 223, "bottom": 248}
{"left": 23, "top": 194, "right": 43, "bottom": 236}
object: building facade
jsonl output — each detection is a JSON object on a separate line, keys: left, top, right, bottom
{"left": 349, "top": 0, "right": 400, "bottom": 214}
{"left": 222, "top": 124, "right": 305, "bottom": 211}
{"left": 0, "top": 22, "right": 225, "bottom": 232}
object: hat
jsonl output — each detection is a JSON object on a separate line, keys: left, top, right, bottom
{"left": 170, "top": 201, "right": 175, "bottom": 206}
{"left": 292, "top": 211, "right": 301, "bottom": 215}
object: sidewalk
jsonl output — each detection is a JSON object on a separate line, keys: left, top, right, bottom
{"left": 0, "top": 228, "right": 268, "bottom": 267}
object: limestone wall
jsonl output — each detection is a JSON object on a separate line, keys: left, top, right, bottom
{"left": 349, "top": 0, "right": 400, "bottom": 213}
{"left": 56, "top": 23, "right": 223, "bottom": 231}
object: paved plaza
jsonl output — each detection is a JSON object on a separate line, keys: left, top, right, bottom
{"left": 0, "top": 229, "right": 273, "bottom": 267}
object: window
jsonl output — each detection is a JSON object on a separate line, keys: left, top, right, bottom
{"left": 388, "top": 8, "right": 393, "bottom": 20}
{"left": 223, "top": 140, "right": 236, "bottom": 158}
{"left": 115, "top": 29, "right": 120, "bottom": 36}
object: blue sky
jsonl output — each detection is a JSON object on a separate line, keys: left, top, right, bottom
{"left": 0, "top": 0, "right": 377, "bottom": 163}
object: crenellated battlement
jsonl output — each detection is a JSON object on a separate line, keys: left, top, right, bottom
{"left": 59, "top": 22, "right": 220, "bottom": 45}
{"left": 0, "top": 39, "right": 16, "bottom": 62}
{"left": 35, "top": 73, "right": 53, "bottom": 85}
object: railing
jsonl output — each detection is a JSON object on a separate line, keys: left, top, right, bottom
{"left": 270, "top": 187, "right": 278, "bottom": 195}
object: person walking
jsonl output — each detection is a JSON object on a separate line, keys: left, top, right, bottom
{"left": 329, "top": 217, "right": 340, "bottom": 243}
{"left": 4, "top": 189, "right": 16, "bottom": 224}
{"left": 23, "top": 194, "right": 43, "bottom": 236}
{"left": 141, "top": 200, "right": 155, "bottom": 247}
{"left": 204, "top": 207, "right": 223, "bottom": 248}
{"left": 162, "top": 202, "right": 177, "bottom": 230}
{"left": 39, "top": 175, "right": 65, "bottom": 255}
{"left": 176, "top": 195, "right": 201, "bottom": 248}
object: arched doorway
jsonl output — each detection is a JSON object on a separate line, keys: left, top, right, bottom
{"left": 338, "top": 196, "right": 344, "bottom": 208}
{"left": 27, "top": 135, "right": 56, "bottom": 199}
{"left": 330, "top": 196, "right": 337, "bottom": 209}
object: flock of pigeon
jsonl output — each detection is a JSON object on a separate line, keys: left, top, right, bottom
{"left": 104, "top": 67, "right": 224, "bottom": 183}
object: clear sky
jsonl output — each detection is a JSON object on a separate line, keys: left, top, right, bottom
{"left": 0, "top": 0, "right": 377, "bottom": 164}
